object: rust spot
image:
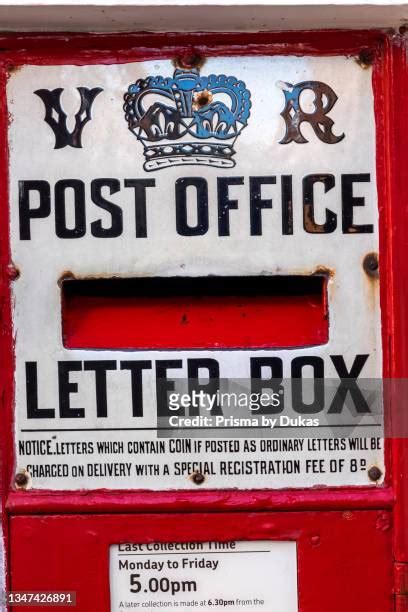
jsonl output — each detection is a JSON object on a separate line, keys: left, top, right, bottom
{"left": 192, "top": 89, "right": 213, "bottom": 111}
{"left": 7, "top": 264, "right": 20, "bottom": 281}
{"left": 356, "top": 48, "right": 376, "bottom": 69}
{"left": 174, "top": 51, "right": 205, "bottom": 71}
{"left": 342, "top": 511, "right": 354, "bottom": 520}
{"left": 303, "top": 204, "right": 325, "bottom": 234}
{"left": 368, "top": 465, "right": 382, "bottom": 482}
{"left": 57, "top": 271, "right": 76, "bottom": 287}
{"left": 191, "top": 471, "right": 205, "bottom": 485}
{"left": 8, "top": 64, "right": 21, "bottom": 75}
{"left": 60, "top": 272, "right": 154, "bottom": 285}
{"left": 363, "top": 252, "right": 379, "bottom": 278}
{"left": 312, "top": 265, "right": 335, "bottom": 278}
{"left": 59, "top": 272, "right": 164, "bottom": 292}
{"left": 180, "top": 313, "right": 189, "bottom": 325}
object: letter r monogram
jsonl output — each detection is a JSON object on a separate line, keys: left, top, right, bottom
{"left": 279, "top": 81, "right": 345, "bottom": 144}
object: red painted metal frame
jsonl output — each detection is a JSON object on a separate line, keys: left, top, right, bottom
{"left": 0, "top": 28, "right": 406, "bottom": 609}
{"left": 0, "top": 30, "right": 389, "bottom": 65}
{"left": 10, "top": 511, "right": 394, "bottom": 612}
{"left": 0, "top": 45, "right": 13, "bottom": 602}
{"left": 386, "top": 36, "right": 408, "bottom": 568}
{"left": 5, "top": 486, "right": 394, "bottom": 515}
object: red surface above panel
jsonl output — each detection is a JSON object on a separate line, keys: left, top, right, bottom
{"left": 62, "top": 276, "right": 328, "bottom": 350}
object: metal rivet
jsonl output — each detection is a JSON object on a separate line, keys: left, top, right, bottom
{"left": 363, "top": 252, "right": 379, "bottom": 277}
{"left": 368, "top": 466, "right": 382, "bottom": 482}
{"left": 15, "top": 473, "right": 27, "bottom": 486}
{"left": 175, "top": 52, "right": 204, "bottom": 70}
{"left": 191, "top": 472, "right": 205, "bottom": 485}
{"left": 357, "top": 48, "right": 375, "bottom": 69}
{"left": 7, "top": 264, "right": 20, "bottom": 281}
{"left": 15, "top": 472, "right": 29, "bottom": 489}
{"left": 310, "top": 535, "right": 320, "bottom": 546}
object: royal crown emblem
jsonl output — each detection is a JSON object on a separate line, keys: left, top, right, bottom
{"left": 123, "top": 67, "right": 251, "bottom": 171}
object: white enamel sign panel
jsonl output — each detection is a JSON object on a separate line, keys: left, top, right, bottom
{"left": 8, "top": 56, "right": 383, "bottom": 490}
{"left": 109, "top": 541, "right": 298, "bottom": 612}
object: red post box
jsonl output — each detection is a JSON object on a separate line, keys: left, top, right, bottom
{"left": 0, "top": 22, "right": 407, "bottom": 612}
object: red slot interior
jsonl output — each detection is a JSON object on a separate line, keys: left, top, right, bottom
{"left": 62, "top": 276, "right": 328, "bottom": 350}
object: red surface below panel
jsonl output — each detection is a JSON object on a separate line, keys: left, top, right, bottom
{"left": 10, "top": 511, "right": 393, "bottom": 612}
{"left": 6, "top": 487, "right": 394, "bottom": 515}
{"left": 62, "top": 276, "right": 328, "bottom": 350}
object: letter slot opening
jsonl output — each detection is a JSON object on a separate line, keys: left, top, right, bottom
{"left": 62, "top": 275, "right": 328, "bottom": 350}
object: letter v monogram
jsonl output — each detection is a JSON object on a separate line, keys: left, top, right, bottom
{"left": 34, "top": 87, "right": 103, "bottom": 149}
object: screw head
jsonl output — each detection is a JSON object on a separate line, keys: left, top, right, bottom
{"left": 357, "top": 48, "right": 375, "bottom": 68}
{"left": 191, "top": 472, "right": 205, "bottom": 485}
{"left": 175, "top": 52, "right": 204, "bottom": 70}
{"left": 310, "top": 535, "right": 320, "bottom": 547}
{"left": 7, "top": 265, "right": 20, "bottom": 281}
{"left": 363, "top": 253, "right": 379, "bottom": 277}
{"left": 15, "top": 471, "right": 29, "bottom": 489}
{"left": 368, "top": 466, "right": 382, "bottom": 482}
